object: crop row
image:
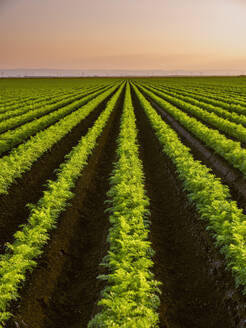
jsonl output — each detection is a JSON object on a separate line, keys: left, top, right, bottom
{"left": 133, "top": 84, "right": 246, "bottom": 300}
{"left": 0, "top": 83, "right": 108, "bottom": 122}
{"left": 0, "top": 87, "right": 75, "bottom": 112}
{"left": 183, "top": 85, "right": 246, "bottom": 104}
{"left": 150, "top": 83, "right": 246, "bottom": 115}
{"left": 0, "top": 84, "right": 119, "bottom": 157}
{"left": 135, "top": 84, "right": 246, "bottom": 179}
{"left": 158, "top": 77, "right": 246, "bottom": 98}
{"left": 144, "top": 84, "right": 246, "bottom": 125}
{"left": 147, "top": 82, "right": 246, "bottom": 109}
{"left": 139, "top": 84, "right": 246, "bottom": 144}
{"left": 0, "top": 81, "right": 110, "bottom": 111}
{"left": 0, "top": 84, "right": 111, "bottom": 134}
{"left": 0, "top": 84, "right": 121, "bottom": 195}
{"left": 0, "top": 83, "right": 124, "bottom": 326}
{"left": 89, "top": 83, "right": 160, "bottom": 328}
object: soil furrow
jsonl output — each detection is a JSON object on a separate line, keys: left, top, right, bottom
{"left": 147, "top": 97, "right": 246, "bottom": 213}
{"left": 0, "top": 86, "right": 106, "bottom": 133}
{"left": 0, "top": 94, "right": 113, "bottom": 252}
{"left": 8, "top": 89, "right": 124, "bottom": 328}
{"left": 132, "top": 87, "right": 245, "bottom": 328}
{"left": 145, "top": 88, "right": 246, "bottom": 147}
{"left": 0, "top": 87, "right": 110, "bottom": 159}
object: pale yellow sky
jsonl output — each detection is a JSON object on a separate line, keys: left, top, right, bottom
{"left": 0, "top": 0, "right": 246, "bottom": 71}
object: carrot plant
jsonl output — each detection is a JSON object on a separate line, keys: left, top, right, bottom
{"left": 142, "top": 82, "right": 246, "bottom": 114}
{"left": 0, "top": 83, "right": 107, "bottom": 122}
{"left": 136, "top": 84, "right": 246, "bottom": 180}
{"left": 0, "top": 84, "right": 116, "bottom": 156}
{"left": 88, "top": 83, "right": 160, "bottom": 328}
{"left": 0, "top": 83, "right": 121, "bottom": 195}
{"left": 133, "top": 84, "right": 246, "bottom": 296}
{"left": 142, "top": 84, "right": 246, "bottom": 143}
{"left": 0, "top": 83, "right": 124, "bottom": 327}
{"left": 144, "top": 84, "right": 246, "bottom": 127}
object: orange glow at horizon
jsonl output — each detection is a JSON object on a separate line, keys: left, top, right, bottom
{"left": 0, "top": 0, "right": 246, "bottom": 71}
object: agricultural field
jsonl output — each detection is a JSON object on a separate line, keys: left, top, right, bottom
{"left": 0, "top": 77, "right": 246, "bottom": 327}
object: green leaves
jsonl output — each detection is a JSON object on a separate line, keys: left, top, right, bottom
{"left": 133, "top": 83, "right": 246, "bottom": 296}
{"left": 88, "top": 84, "right": 160, "bottom": 328}
{"left": 0, "top": 83, "right": 124, "bottom": 327}
{"left": 0, "top": 84, "right": 120, "bottom": 195}
{"left": 137, "top": 84, "right": 246, "bottom": 180}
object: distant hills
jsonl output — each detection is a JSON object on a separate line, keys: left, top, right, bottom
{"left": 1, "top": 69, "right": 246, "bottom": 77}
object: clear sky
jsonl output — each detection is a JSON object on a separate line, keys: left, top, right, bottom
{"left": 0, "top": 0, "right": 246, "bottom": 71}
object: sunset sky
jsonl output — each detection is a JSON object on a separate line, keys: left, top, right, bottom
{"left": 0, "top": 0, "right": 246, "bottom": 71}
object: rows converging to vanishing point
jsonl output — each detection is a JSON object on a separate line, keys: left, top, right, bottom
{"left": 0, "top": 77, "right": 246, "bottom": 327}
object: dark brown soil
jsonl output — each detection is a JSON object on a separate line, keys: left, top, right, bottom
{"left": 132, "top": 87, "right": 246, "bottom": 328}
{"left": 0, "top": 85, "right": 107, "bottom": 134}
{"left": 8, "top": 88, "right": 124, "bottom": 328}
{"left": 0, "top": 86, "right": 110, "bottom": 159}
{"left": 4, "top": 84, "right": 246, "bottom": 328}
{"left": 0, "top": 92, "right": 114, "bottom": 253}
{"left": 144, "top": 86, "right": 246, "bottom": 146}
{"left": 146, "top": 96, "right": 246, "bottom": 211}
